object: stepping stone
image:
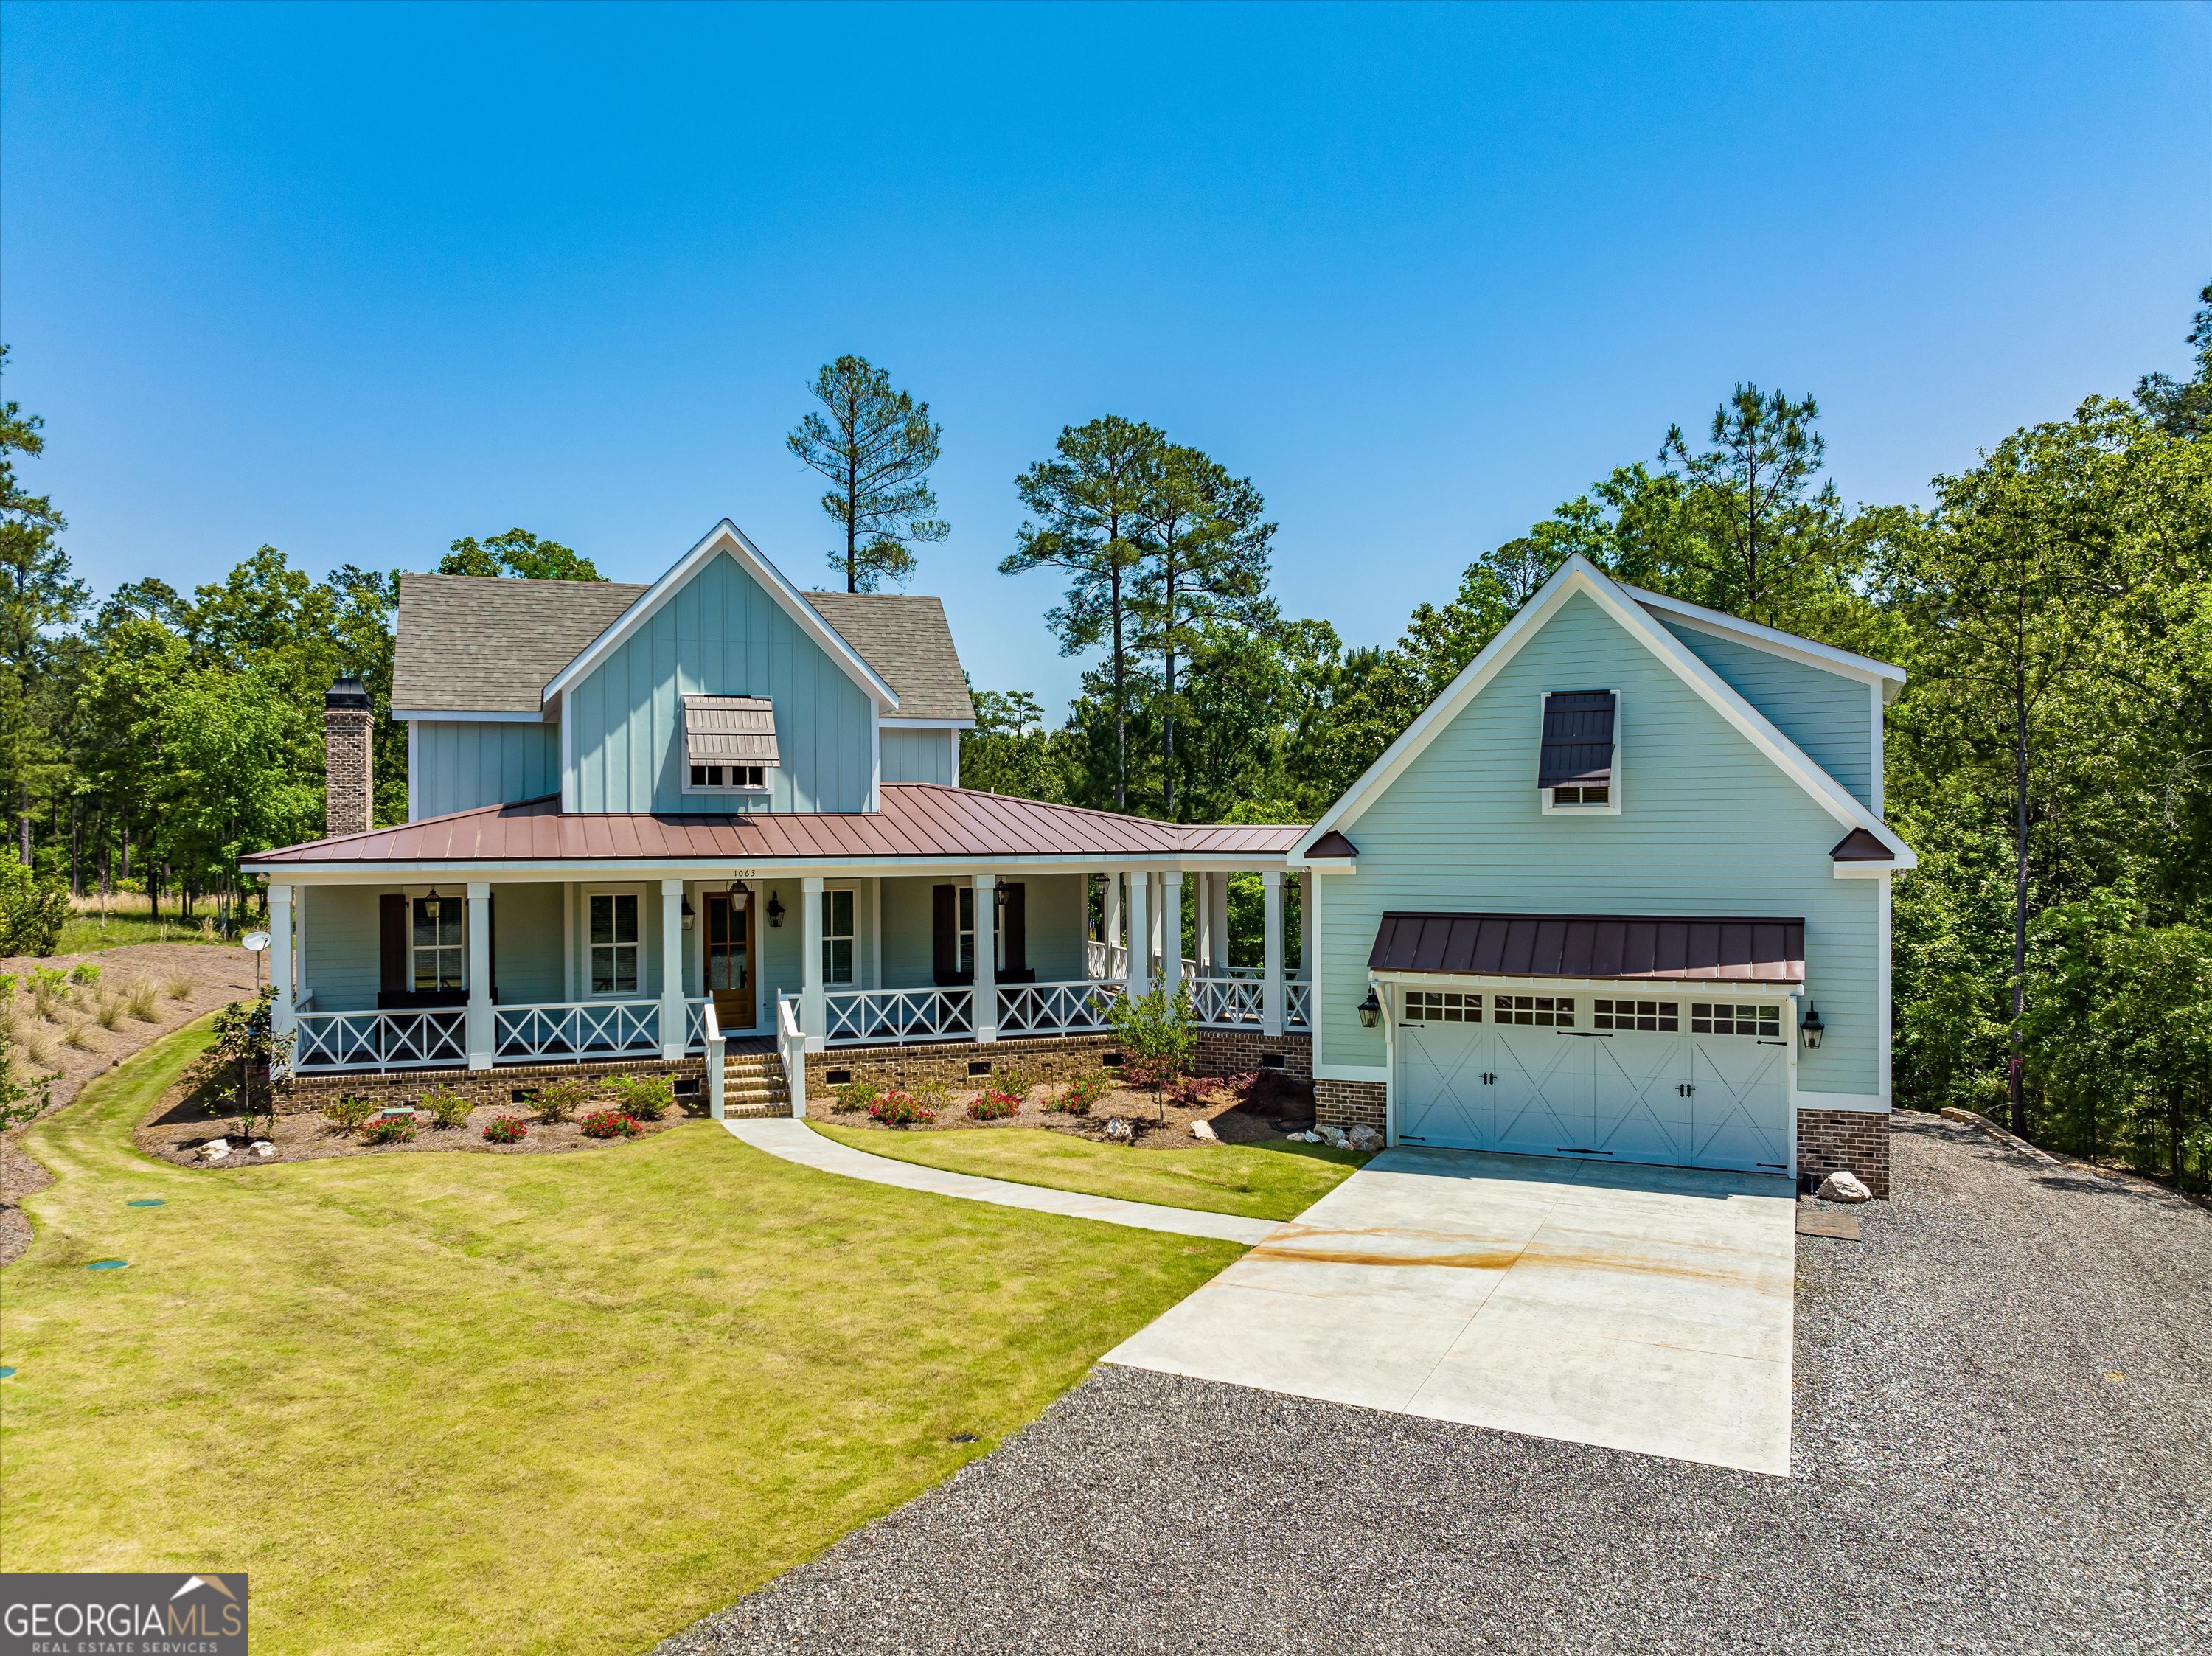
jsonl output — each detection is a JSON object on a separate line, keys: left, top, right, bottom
{"left": 86, "top": 1259, "right": 128, "bottom": 1270}
{"left": 1795, "top": 1204, "right": 1860, "bottom": 1239}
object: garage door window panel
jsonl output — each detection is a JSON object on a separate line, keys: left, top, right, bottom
{"left": 1691, "top": 1003, "right": 1781, "bottom": 1038}
{"left": 1495, "top": 995, "right": 1574, "bottom": 1027}
{"left": 1404, "top": 991, "right": 1480, "bottom": 1023}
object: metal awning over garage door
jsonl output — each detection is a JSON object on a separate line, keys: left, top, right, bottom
{"left": 1371, "top": 914, "right": 1803, "bottom": 1175}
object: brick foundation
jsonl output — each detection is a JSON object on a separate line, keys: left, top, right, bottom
{"left": 1796, "top": 1107, "right": 1891, "bottom": 1199}
{"left": 1315, "top": 1077, "right": 1388, "bottom": 1133}
{"left": 803, "top": 1034, "right": 1119, "bottom": 1111}
{"left": 276, "top": 1056, "right": 705, "bottom": 1116}
{"left": 1190, "top": 1029, "right": 1311, "bottom": 1081}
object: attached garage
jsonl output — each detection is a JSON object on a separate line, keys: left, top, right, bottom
{"left": 1374, "top": 913, "right": 1804, "bottom": 1177}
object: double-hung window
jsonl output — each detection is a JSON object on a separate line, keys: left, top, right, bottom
{"left": 821, "top": 888, "right": 855, "bottom": 986}
{"left": 953, "top": 886, "right": 1005, "bottom": 975}
{"left": 411, "top": 896, "right": 463, "bottom": 992}
{"left": 589, "top": 893, "right": 641, "bottom": 995}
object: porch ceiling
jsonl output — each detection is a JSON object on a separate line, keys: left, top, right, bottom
{"left": 243, "top": 785, "right": 1307, "bottom": 869}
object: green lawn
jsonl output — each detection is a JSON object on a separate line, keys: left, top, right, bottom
{"left": 812, "top": 1121, "right": 1368, "bottom": 1221}
{"left": 55, "top": 912, "right": 229, "bottom": 953}
{"left": 0, "top": 1020, "right": 1240, "bottom": 1655}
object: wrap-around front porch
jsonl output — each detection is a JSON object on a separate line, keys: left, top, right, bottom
{"left": 268, "top": 866, "right": 1312, "bottom": 1110}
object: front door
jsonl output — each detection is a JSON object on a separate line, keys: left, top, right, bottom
{"left": 704, "top": 889, "right": 755, "bottom": 1031}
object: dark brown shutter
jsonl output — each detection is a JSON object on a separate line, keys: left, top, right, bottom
{"left": 1001, "top": 882, "right": 1026, "bottom": 977}
{"left": 379, "top": 894, "right": 408, "bottom": 993}
{"left": 932, "top": 884, "right": 956, "bottom": 982}
{"left": 1538, "top": 690, "right": 1616, "bottom": 787}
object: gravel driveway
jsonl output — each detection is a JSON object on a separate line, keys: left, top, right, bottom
{"left": 660, "top": 1113, "right": 2211, "bottom": 1656}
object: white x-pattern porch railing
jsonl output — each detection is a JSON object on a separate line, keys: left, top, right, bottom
{"left": 294, "top": 1007, "right": 467, "bottom": 1071}
{"left": 822, "top": 985, "right": 975, "bottom": 1045}
{"left": 997, "top": 978, "right": 1121, "bottom": 1037}
{"left": 494, "top": 999, "right": 662, "bottom": 1062}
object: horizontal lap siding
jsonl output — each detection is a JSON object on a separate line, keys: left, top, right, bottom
{"left": 493, "top": 883, "right": 564, "bottom": 1004}
{"left": 1659, "top": 622, "right": 1876, "bottom": 810}
{"left": 1320, "top": 591, "right": 1878, "bottom": 1096}
{"left": 568, "top": 551, "right": 874, "bottom": 814}
{"left": 301, "top": 885, "right": 383, "bottom": 1012}
{"left": 881, "top": 727, "right": 958, "bottom": 785}
{"left": 411, "top": 722, "right": 559, "bottom": 818}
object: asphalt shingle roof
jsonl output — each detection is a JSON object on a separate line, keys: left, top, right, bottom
{"left": 389, "top": 574, "right": 974, "bottom": 720}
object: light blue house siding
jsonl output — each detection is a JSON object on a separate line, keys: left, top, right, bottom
{"left": 296, "top": 881, "right": 564, "bottom": 1011}
{"left": 1658, "top": 621, "right": 1877, "bottom": 810}
{"left": 880, "top": 726, "right": 959, "bottom": 786}
{"left": 566, "top": 551, "right": 876, "bottom": 814}
{"left": 410, "top": 721, "right": 561, "bottom": 818}
{"left": 1315, "top": 591, "right": 1879, "bottom": 1097}
{"left": 880, "top": 874, "right": 1088, "bottom": 987}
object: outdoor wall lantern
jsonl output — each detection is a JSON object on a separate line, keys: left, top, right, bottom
{"left": 1801, "top": 1003, "right": 1825, "bottom": 1050}
{"left": 728, "top": 881, "right": 750, "bottom": 912}
{"left": 681, "top": 898, "right": 696, "bottom": 931}
{"left": 423, "top": 888, "right": 442, "bottom": 922}
{"left": 1357, "top": 987, "right": 1382, "bottom": 1029}
{"left": 766, "top": 891, "right": 785, "bottom": 928}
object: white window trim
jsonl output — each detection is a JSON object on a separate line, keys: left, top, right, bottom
{"left": 584, "top": 888, "right": 646, "bottom": 1000}
{"left": 1537, "top": 689, "right": 1624, "bottom": 815}
{"left": 821, "top": 882, "right": 858, "bottom": 987}
{"left": 400, "top": 889, "right": 467, "bottom": 993}
{"left": 682, "top": 762, "right": 774, "bottom": 797}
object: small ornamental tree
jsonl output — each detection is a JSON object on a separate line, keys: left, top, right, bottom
{"left": 1107, "top": 982, "right": 1196, "bottom": 1121}
{"left": 211, "top": 987, "right": 293, "bottom": 1137}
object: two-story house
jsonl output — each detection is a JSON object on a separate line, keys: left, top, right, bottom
{"left": 244, "top": 524, "right": 1910, "bottom": 1193}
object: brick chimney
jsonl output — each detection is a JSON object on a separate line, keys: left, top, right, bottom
{"left": 324, "top": 675, "right": 374, "bottom": 838}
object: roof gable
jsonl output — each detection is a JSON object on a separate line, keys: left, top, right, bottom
{"left": 1293, "top": 554, "right": 1914, "bottom": 868}
{"left": 543, "top": 521, "right": 899, "bottom": 712}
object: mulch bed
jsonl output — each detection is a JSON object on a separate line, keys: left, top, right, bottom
{"left": 820, "top": 1070, "right": 1317, "bottom": 1150}
{"left": 133, "top": 1052, "right": 698, "bottom": 1169}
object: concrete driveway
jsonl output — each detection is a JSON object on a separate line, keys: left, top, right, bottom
{"left": 1105, "top": 1146, "right": 1798, "bottom": 1475}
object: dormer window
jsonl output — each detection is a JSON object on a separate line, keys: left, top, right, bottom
{"left": 1539, "top": 689, "right": 1618, "bottom": 813}
{"left": 683, "top": 695, "right": 778, "bottom": 795}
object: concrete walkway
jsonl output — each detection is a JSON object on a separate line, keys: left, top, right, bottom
{"left": 1106, "top": 1146, "right": 1799, "bottom": 1475}
{"left": 720, "top": 1118, "right": 1279, "bottom": 1245}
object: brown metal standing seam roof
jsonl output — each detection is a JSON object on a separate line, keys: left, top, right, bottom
{"left": 242, "top": 785, "right": 1310, "bottom": 866}
{"left": 1368, "top": 911, "right": 1805, "bottom": 983}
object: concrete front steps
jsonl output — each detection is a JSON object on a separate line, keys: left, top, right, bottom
{"left": 723, "top": 1043, "right": 792, "bottom": 1119}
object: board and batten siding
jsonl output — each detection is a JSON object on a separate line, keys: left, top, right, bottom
{"left": 1315, "top": 590, "right": 1880, "bottom": 1098}
{"left": 409, "top": 721, "right": 560, "bottom": 819}
{"left": 880, "top": 726, "right": 959, "bottom": 785}
{"left": 565, "top": 550, "right": 876, "bottom": 813}
{"left": 1657, "top": 620, "right": 1877, "bottom": 810}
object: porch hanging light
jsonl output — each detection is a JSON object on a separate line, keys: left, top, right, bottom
{"left": 728, "top": 880, "right": 750, "bottom": 912}
{"left": 1357, "top": 987, "right": 1382, "bottom": 1029}
{"left": 1801, "top": 1003, "right": 1824, "bottom": 1050}
{"left": 423, "top": 888, "right": 442, "bottom": 922}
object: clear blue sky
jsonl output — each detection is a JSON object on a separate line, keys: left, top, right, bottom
{"left": 5, "top": 2, "right": 2207, "bottom": 714}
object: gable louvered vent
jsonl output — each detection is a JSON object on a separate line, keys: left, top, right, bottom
{"left": 1539, "top": 690, "right": 1615, "bottom": 806}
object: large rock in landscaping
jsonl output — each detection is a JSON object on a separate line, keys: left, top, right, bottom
{"left": 1818, "top": 1170, "right": 1873, "bottom": 1203}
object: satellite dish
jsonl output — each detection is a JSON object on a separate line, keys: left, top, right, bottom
{"left": 242, "top": 931, "right": 271, "bottom": 953}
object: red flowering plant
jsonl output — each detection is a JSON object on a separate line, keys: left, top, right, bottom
{"left": 482, "top": 1115, "right": 529, "bottom": 1144}
{"left": 360, "top": 1113, "right": 417, "bottom": 1145}
{"left": 868, "top": 1091, "right": 935, "bottom": 1128}
{"left": 1048, "top": 1071, "right": 1112, "bottom": 1116}
{"left": 580, "top": 1109, "right": 641, "bottom": 1139}
{"left": 967, "top": 1090, "right": 1020, "bottom": 1121}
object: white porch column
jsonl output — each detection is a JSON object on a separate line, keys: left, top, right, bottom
{"left": 1104, "top": 871, "right": 1123, "bottom": 961}
{"left": 801, "top": 875, "right": 826, "bottom": 1051}
{"left": 268, "top": 883, "right": 296, "bottom": 1064}
{"left": 1262, "top": 870, "right": 1285, "bottom": 1036}
{"left": 1211, "top": 874, "right": 1232, "bottom": 970}
{"left": 1298, "top": 871, "right": 1312, "bottom": 970}
{"left": 973, "top": 872, "right": 998, "bottom": 1042}
{"left": 1125, "top": 874, "right": 1150, "bottom": 998}
{"left": 1162, "top": 871, "right": 1184, "bottom": 987}
{"left": 466, "top": 880, "right": 493, "bottom": 1069}
{"left": 1193, "top": 872, "right": 1212, "bottom": 973}
{"left": 660, "top": 879, "right": 686, "bottom": 1060}
{"left": 1150, "top": 873, "right": 1167, "bottom": 973}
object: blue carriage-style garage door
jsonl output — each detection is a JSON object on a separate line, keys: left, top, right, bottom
{"left": 1370, "top": 914, "right": 1808, "bottom": 1177}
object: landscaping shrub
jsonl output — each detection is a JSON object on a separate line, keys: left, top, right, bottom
{"left": 967, "top": 1089, "right": 1020, "bottom": 1121}
{"left": 0, "top": 862, "right": 69, "bottom": 957}
{"left": 1166, "top": 1074, "right": 1216, "bottom": 1110}
{"left": 988, "top": 1062, "right": 1034, "bottom": 1100}
{"left": 121, "top": 978, "right": 159, "bottom": 1021}
{"left": 92, "top": 990, "right": 125, "bottom": 1031}
{"left": 361, "top": 1114, "right": 417, "bottom": 1144}
{"left": 421, "top": 1085, "right": 473, "bottom": 1130}
{"left": 63, "top": 1019, "right": 96, "bottom": 1051}
{"left": 580, "top": 1109, "right": 639, "bottom": 1139}
{"left": 321, "top": 1093, "right": 378, "bottom": 1133}
{"left": 607, "top": 1073, "right": 675, "bottom": 1121}
{"left": 1054, "top": 1071, "right": 1112, "bottom": 1116}
{"left": 533, "top": 1077, "right": 586, "bottom": 1124}
{"left": 483, "top": 1115, "right": 529, "bottom": 1144}
{"left": 867, "top": 1090, "right": 935, "bottom": 1127}
{"left": 831, "top": 1077, "right": 881, "bottom": 1113}
{"left": 0, "top": 974, "right": 18, "bottom": 998}
{"left": 69, "top": 962, "right": 100, "bottom": 986}
{"left": 29, "top": 977, "right": 65, "bottom": 1021}
{"left": 911, "top": 1079, "right": 951, "bottom": 1111}
{"left": 161, "top": 973, "right": 194, "bottom": 1001}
